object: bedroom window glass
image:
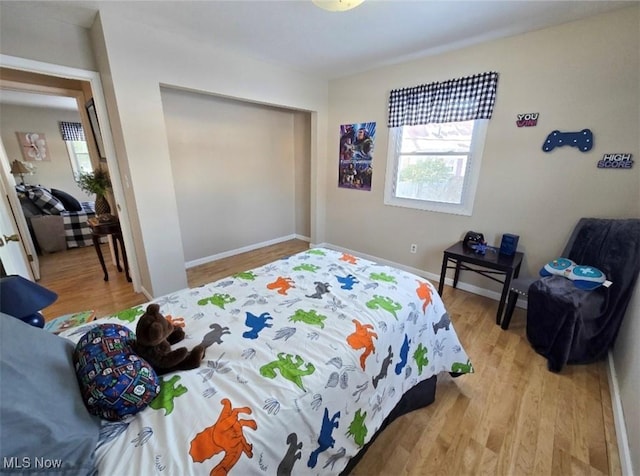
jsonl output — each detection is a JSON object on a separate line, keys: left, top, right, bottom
{"left": 384, "top": 120, "right": 487, "bottom": 215}
{"left": 384, "top": 71, "right": 498, "bottom": 216}
{"left": 65, "top": 141, "right": 93, "bottom": 176}
{"left": 59, "top": 121, "right": 92, "bottom": 176}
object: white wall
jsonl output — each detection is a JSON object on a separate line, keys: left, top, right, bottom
{"left": 294, "top": 111, "right": 312, "bottom": 238}
{"left": 326, "top": 6, "right": 640, "bottom": 289}
{"left": 0, "top": 2, "right": 327, "bottom": 299}
{"left": 90, "top": 8, "right": 328, "bottom": 297}
{"left": 326, "top": 6, "right": 640, "bottom": 471}
{"left": 0, "top": 3, "right": 96, "bottom": 71}
{"left": 161, "top": 87, "right": 310, "bottom": 262}
{"left": 0, "top": 104, "right": 93, "bottom": 201}
{"left": 612, "top": 277, "right": 640, "bottom": 474}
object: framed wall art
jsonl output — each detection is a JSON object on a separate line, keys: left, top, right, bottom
{"left": 86, "top": 98, "right": 107, "bottom": 161}
{"left": 16, "top": 132, "right": 49, "bottom": 161}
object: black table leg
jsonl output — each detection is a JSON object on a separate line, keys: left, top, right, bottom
{"left": 453, "top": 259, "right": 461, "bottom": 288}
{"left": 113, "top": 236, "right": 123, "bottom": 272}
{"left": 116, "top": 234, "right": 132, "bottom": 282}
{"left": 88, "top": 219, "right": 132, "bottom": 284}
{"left": 501, "top": 290, "right": 519, "bottom": 330}
{"left": 438, "top": 256, "right": 448, "bottom": 295}
{"left": 92, "top": 234, "right": 108, "bottom": 281}
{"left": 496, "top": 269, "right": 515, "bottom": 325}
{"left": 514, "top": 261, "right": 522, "bottom": 279}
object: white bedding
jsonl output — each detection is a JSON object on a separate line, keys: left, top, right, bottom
{"left": 61, "top": 247, "right": 472, "bottom": 475}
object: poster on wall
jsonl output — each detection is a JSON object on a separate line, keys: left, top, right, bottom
{"left": 338, "top": 122, "right": 375, "bottom": 191}
{"left": 16, "top": 132, "right": 49, "bottom": 161}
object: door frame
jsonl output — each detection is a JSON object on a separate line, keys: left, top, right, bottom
{"left": 0, "top": 54, "right": 140, "bottom": 290}
{"left": 0, "top": 149, "right": 33, "bottom": 279}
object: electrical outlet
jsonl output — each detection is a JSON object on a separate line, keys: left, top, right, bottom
{"left": 410, "top": 244, "right": 417, "bottom": 254}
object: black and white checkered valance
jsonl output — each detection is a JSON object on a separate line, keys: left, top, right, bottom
{"left": 59, "top": 121, "right": 86, "bottom": 141}
{"left": 388, "top": 71, "right": 499, "bottom": 127}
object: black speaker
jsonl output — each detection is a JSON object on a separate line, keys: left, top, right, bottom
{"left": 499, "top": 233, "right": 519, "bottom": 256}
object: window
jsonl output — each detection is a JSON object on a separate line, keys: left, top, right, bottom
{"left": 65, "top": 140, "right": 93, "bottom": 176}
{"left": 384, "top": 71, "right": 498, "bottom": 216}
{"left": 384, "top": 119, "right": 488, "bottom": 215}
{"left": 59, "top": 121, "right": 93, "bottom": 177}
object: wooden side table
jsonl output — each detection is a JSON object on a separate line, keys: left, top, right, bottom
{"left": 437, "top": 241, "right": 523, "bottom": 325}
{"left": 88, "top": 217, "right": 132, "bottom": 282}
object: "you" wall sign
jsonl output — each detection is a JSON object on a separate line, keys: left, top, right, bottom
{"left": 516, "top": 113, "right": 539, "bottom": 127}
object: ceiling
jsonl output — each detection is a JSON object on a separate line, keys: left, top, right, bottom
{"left": 2, "top": 0, "right": 634, "bottom": 80}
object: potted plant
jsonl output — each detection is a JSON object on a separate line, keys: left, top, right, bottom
{"left": 76, "top": 167, "right": 112, "bottom": 216}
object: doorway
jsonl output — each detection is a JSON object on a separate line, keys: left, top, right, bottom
{"left": 0, "top": 55, "right": 140, "bottom": 315}
{"left": 1, "top": 71, "right": 105, "bottom": 281}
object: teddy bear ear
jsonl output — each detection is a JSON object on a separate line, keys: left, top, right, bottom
{"left": 147, "top": 303, "right": 161, "bottom": 315}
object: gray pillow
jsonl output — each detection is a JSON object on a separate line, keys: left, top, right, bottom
{"left": 0, "top": 313, "right": 100, "bottom": 475}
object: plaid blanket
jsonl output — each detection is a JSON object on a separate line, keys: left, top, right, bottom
{"left": 62, "top": 202, "right": 98, "bottom": 248}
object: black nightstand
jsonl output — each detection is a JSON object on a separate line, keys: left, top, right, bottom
{"left": 437, "top": 241, "right": 523, "bottom": 325}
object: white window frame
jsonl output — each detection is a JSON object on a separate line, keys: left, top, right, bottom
{"left": 64, "top": 140, "right": 93, "bottom": 177}
{"left": 384, "top": 119, "right": 488, "bottom": 216}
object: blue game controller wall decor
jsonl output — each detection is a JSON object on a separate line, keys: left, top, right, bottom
{"left": 542, "top": 129, "right": 593, "bottom": 152}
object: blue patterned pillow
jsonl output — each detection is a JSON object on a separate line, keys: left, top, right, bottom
{"left": 540, "top": 257, "right": 607, "bottom": 290}
{"left": 73, "top": 324, "right": 160, "bottom": 421}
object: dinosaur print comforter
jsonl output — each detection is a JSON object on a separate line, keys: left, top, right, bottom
{"left": 60, "top": 247, "right": 472, "bottom": 475}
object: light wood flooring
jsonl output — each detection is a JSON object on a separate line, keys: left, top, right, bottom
{"left": 38, "top": 243, "right": 147, "bottom": 320}
{"left": 37, "top": 239, "right": 620, "bottom": 475}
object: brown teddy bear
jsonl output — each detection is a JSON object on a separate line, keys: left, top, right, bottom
{"left": 132, "top": 303, "right": 204, "bottom": 375}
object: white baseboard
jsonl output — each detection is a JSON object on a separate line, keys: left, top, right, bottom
{"left": 184, "top": 234, "right": 310, "bottom": 269}
{"left": 139, "top": 285, "right": 154, "bottom": 302}
{"left": 607, "top": 352, "right": 632, "bottom": 476}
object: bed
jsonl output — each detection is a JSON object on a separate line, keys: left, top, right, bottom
{"left": 1, "top": 247, "right": 472, "bottom": 475}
